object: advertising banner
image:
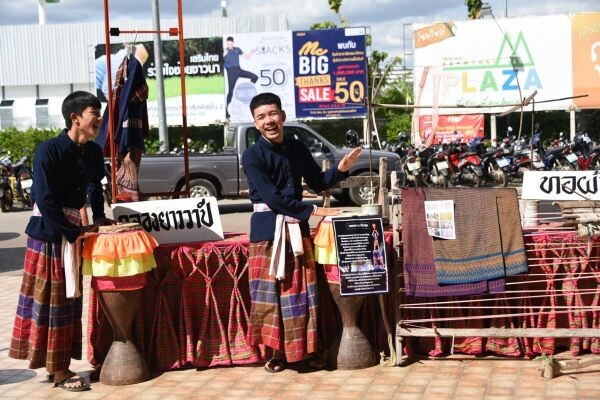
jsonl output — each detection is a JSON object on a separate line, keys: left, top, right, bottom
{"left": 292, "top": 27, "right": 368, "bottom": 119}
{"left": 413, "top": 15, "right": 573, "bottom": 114}
{"left": 332, "top": 217, "right": 389, "bottom": 296}
{"left": 419, "top": 114, "right": 484, "bottom": 144}
{"left": 572, "top": 12, "right": 600, "bottom": 109}
{"left": 94, "top": 38, "right": 225, "bottom": 126}
{"left": 112, "top": 197, "right": 224, "bottom": 244}
{"left": 223, "top": 32, "right": 295, "bottom": 121}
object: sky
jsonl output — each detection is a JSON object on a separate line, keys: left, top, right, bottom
{"left": 0, "top": 0, "right": 598, "bottom": 60}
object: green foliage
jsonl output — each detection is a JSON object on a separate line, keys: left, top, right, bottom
{"left": 465, "top": 0, "right": 483, "bottom": 19}
{"left": 310, "top": 21, "right": 338, "bottom": 30}
{"left": 0, "top": 127, "right": 59, "bottom": 162}
{"left": 144, "top": 125, "right": 225, "bottom": 154}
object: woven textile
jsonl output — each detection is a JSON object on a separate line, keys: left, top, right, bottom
{"left": 246, "top": 237, "right": 318, "bottom": 363}
{"left": 424, "top": 188, "right": 527, "bottom": 284}
{"left": 402, "top": 188, "right": 505, "bottom": 297}
{"left": 10, "top": 208, "right": 83, "bottom": 372}
{"left": 88, "top": 234, "right": 267, "bottom": 370}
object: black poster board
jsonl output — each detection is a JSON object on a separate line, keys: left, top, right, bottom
{"left": 332, "top": 217, "right": 389, "bottom": 296}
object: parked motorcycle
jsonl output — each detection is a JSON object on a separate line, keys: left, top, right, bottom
{"left": 423, "top": 145, "right": 449, "bottom": 187}
{"left": 0, "top": 153, "right": 33, "bottom": 209}
{"left": 0, "top": 158, "right": 14, "bottom": 212}
{"left": 445, "top": 140, "right": 484, "bottom": 187}
{"left": 573, "top": 131, "right": 600, "bottom": 170}
{"left": 474, "top": 140, "right": 509, "bottom": 187}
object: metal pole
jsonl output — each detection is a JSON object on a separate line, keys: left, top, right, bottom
{"left": 505, "top": 0, "right": 508, "bottom": 17}
{"left": 103, "top": 0, "right": 117, "bottom": 203}
{"left": 151, "top": 0, "right": 169, "bottom": 153}
{"left": 177, "top": 0, "right": 191, "bottom": 196}
{"left": 221, "top": 0, "right": 228, "bottom": 17}
{"left": 38, "top": 0, "right": 47, "bottom": 25}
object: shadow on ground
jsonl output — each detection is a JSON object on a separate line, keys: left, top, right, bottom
{"left": 0, "top": 369, "right": 37, "bottom": 385}
{"left": 0, "top": 247, "right": 25, "bottom": 273}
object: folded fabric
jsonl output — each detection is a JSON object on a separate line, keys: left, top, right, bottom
{"left": 62, "top": 236, "right": 82, "bottom": 298}
{"left": 402, "top": 187, "right": 505, "bottom": 297}
{"left": 313, "top": 217, "right": 338, "bottom": 265}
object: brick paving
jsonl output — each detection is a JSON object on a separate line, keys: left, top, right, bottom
{"left": 2, "top": 272, "right": 600, "bottom": 399}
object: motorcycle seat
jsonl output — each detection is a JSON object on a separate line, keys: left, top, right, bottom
{"left": 459, "top": 152, "right": 477, "bottom": 159}
{"left": 545, "top": 146, "right": 566, "bottom": 156}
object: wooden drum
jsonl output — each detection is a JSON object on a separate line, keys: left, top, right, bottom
{"left": 83, "top": 223, "right": 158, "bottom": 385}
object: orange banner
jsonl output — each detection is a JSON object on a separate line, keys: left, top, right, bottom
{"left": 572, "top": 13, "right": 600, "bottom": 109}
{"left": 414, "top": 22, "right": 456, "bottom": 49}
{"left": 419, "top": 114, "right": 484, "bottom": 144}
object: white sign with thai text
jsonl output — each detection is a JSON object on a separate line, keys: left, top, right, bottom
{"left": 521, "top": 171, "right": 600, "bottom": 200}
{"left": 111, "top": 197, "right": 224, "bottom": 244}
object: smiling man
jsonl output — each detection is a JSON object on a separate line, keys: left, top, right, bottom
{"left": 242, "top": 92, "right": 361, "bottom": 372}
{"left": 9, "top": 91, "right": 113, "bottom": 392}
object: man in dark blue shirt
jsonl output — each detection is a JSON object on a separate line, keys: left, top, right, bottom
{"left": 10, "top": 91, "right": 113, "bottom": 392}
{"left": 224, "top": 36, "right": 258, "bottom": 119}
{"left": 242, "top": 92, "right": 360, "bottom": 372}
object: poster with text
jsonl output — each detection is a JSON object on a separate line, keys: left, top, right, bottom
{"left": 419, "top": 114, "right": 484, "bottom": 144}
{"left": 94, "top": 38, "right": 225, "bottom": 126}
{"left": 332, "top": 217, "right": 389, "bottom": 296}
{"left": 413, "top": 15, "right": 572, "bottom": 114}
{"left": 223, "top": 32, "right": 295, "bottom": 122}
{"left": 293, "top": 27, "right": 368, "bottom": 119}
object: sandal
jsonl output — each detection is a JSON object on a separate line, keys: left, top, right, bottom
{"left": 264, "top": 358, "right": 286, "bottom": 373}
{"left": 54, "top": 376, "right": 91, "bottom": 392}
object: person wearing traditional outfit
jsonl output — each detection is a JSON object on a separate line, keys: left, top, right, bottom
{"left": 241, "top": 92, "right": 361, "bottom": 372}
{"left": 9, "top": 91, "right": 113, "bottom": 392}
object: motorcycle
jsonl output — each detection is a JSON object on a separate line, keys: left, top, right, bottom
{"left": 476, "top": 143, "right": 509, "bottom": 187}
{"left": 0, "top": 153, "right": 33, "bottom": 209}
{"left": 424, "top": 145, "right": 449, "bottom": 187}
{"left": 400, "top": 146, "right": 427, "bottom": 187}
{"left": 0, "top": 158, "right": 14, "bottom": 212}
{"left": 445, "top": 140, "right": 484, "bottom": 187}
{"left": 573, "top": 131, "right": 600, "bottom": 170}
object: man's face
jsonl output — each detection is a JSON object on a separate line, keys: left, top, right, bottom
{"left": 73, "top": 106, "right": 101, "bottom": 144}
{"left": 226, "top": 40, "right": 233, "bottom": 50}
{"left": 253, "top": 103, "right": 286, "bottom": 144}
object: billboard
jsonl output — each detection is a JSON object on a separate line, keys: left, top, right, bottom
{"left": 222, "top": 32, "right": 295, "bottom": 122}
{"left": 94, "top": 28, "right": 368, "bottom": 125}
{"left": 572, "top": 12, "right": 600, "bottom": 109}
{"left": 293, "top": 27, "right": 368, "bottom": 119}
{"left": 413, "top": 15, "right": 573, "bottom": 114}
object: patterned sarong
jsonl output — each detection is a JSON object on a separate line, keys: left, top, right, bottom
{"left": 9, "top": 208, "right": 83, "bottom": 372}
{"left": 425, "top": 188, "right": 528, "bottom": 284}
{"left": 246, "top": 236, "right": 318, "bottom": 363}
{"left": 402, "top": 187, "right": 505, "bottom": 297}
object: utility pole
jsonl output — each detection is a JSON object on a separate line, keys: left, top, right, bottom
{"left": 38, "top": 0, "right": 47, "bottom": 25}
{"left": 221, "top": 0, "right": 228, "bottom": 17}
{"left": 151, "top": 0, "right": 169, "bottom": 153}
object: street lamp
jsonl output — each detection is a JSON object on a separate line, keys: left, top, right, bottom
{"left": 480, "top": 2, "right": 493, "bottom": 18}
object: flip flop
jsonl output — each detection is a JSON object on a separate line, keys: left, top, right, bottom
{"left": 54, "top": 376, "right": 91, "bottom": 392}
{"left": 264, "top": 358, "right": 286, "bottom": 373}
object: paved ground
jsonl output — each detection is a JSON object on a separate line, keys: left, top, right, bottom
{"left": 1, "top": 199, "right": 600, "bottom": 399}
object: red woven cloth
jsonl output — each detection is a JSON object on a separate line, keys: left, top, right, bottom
{"left": 400, "top": 231, "right": 600, "bottom": 358}
{"left": 88, "top": 232, "right": 397, "bottom": 370}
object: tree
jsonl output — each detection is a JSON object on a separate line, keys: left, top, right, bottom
{"left": 465, "top": 0, "right": 483, "bottom": 19}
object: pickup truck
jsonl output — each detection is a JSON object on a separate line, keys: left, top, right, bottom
{"left": 138, "top": 122, "right": 400, "bottom": 206}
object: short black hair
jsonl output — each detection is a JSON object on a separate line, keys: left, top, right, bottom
{"left": 249, "top": 92, "right": 282, "bottom": 116}
{"left": 226, "top": 36, "right": 234, "bottom": 42}
{"left": 62, "top": 91, "right": 101, "bottom": 129}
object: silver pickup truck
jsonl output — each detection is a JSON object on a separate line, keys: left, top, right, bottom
{"left": 138, "top": 122, "right": 400, "bottom": 206}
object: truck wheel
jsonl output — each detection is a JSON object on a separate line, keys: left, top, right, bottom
{"left": 189, "top": 178, "right": 217, "bottom": 198}
{"left": 348, "top": 172, "right": 376, "bottom": 206}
